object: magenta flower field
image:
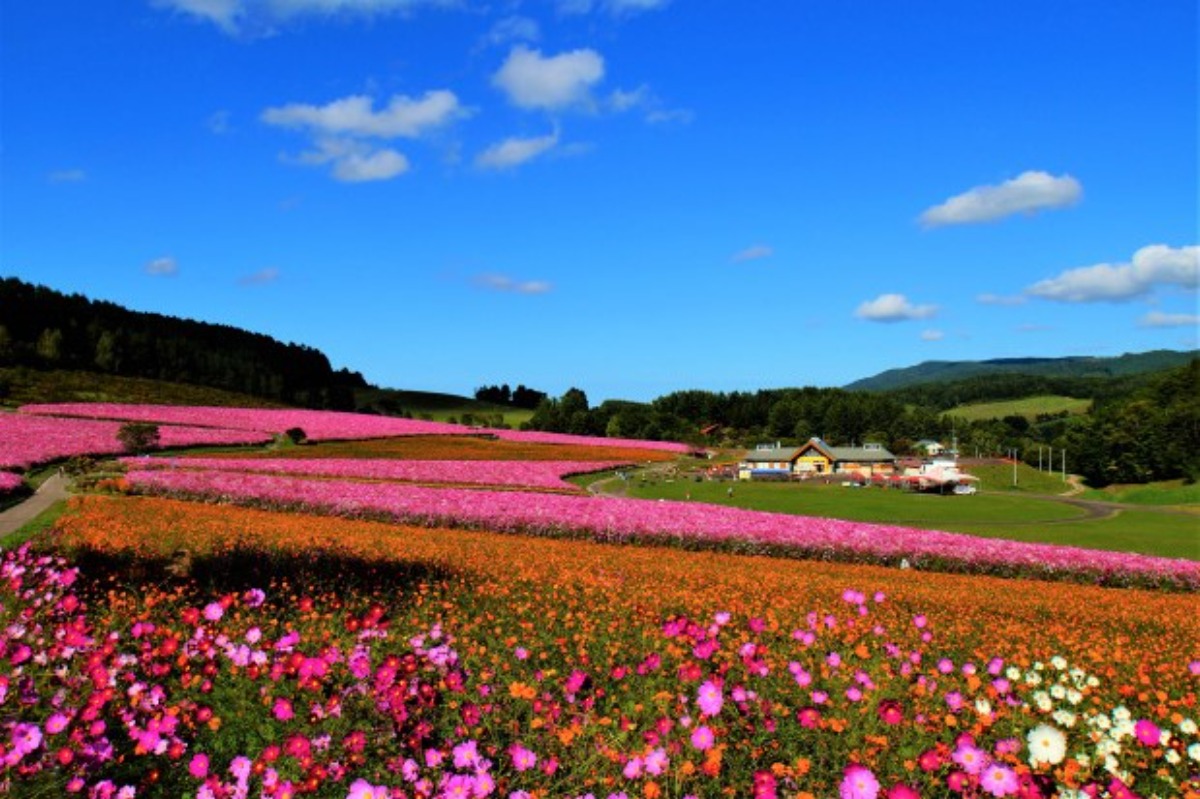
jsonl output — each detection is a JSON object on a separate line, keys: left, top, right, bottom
{"left": 121, "top": 457, "right": 629, "bottom": 491}
{"left": 122, "top": 467, "right": 1200, "bottom": 589}
{"left": 19, "top": 404, "right": 693, "bottom": 453}
{"left": 0, "top": 413, "right": 272, "bottom": 470}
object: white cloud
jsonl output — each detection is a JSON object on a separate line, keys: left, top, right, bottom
{"left": 920, "top": 171, "right": 1082, "bottom": 227}
{"left": 920, "top": 329, "right": 944, "bottom": 341}
{"left": 492, "top": 45, "right": 604, "bottom": 111}
{"left": 854, "top": 293, "right": 938, "bottom": 322}
{"left": 263, "top": 91, "right": 461, "bottom": 181}
{"left": 476, "top": 130, "right": 559, "bottom": 170}
{"left": 1139, "top": 311, "right": 1199, "bottom": 328}
{"left": 731, "top": 244, "right": 773, "bottom": 263}
{"left": 146, "top": 257, "right": 179, "bottom": 277}
{"left": 153, "top": 0, "right": 456, "bottom": 34}
{"left": 484, "top": 15, "right": 539, "bottom": 46}
{"left": 239, "top": 267, "right": 281, "bottom": 286}
{"left": 976, "top": 292, "right": 1027, "bottom": 306}
{"left": 608, "top": 85, "right": 650, "bottom": 113}
{"left": 48, "top": 169, "right": 86, "bottom": 183}
{"left": 557, "top": 0, "right": 669, "bottom": 14}
{"left": 262, "top": 91, "right": 464, "bottom": 139}
{"left": 294, "top": 137, "right": 410, "bottom": 182}
{"left": 474, "top": 274, "right": 552, "bottom": 294}
{"left": 208, "top": 110, "right": 232, "bottom": 134}
{"left": 1026, "top": 244, "right": 1199, "bottom": 303}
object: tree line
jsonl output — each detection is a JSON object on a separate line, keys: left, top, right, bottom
{"left": 0, "top": 278, "right": 366, "bottom": 409}
{"left": 522, "top": 361, "right": 1199, "bottom": 486}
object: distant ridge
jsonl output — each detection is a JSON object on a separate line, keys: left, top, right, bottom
{"left": 845, "top": 350, "right": 1198, "bottom": 392}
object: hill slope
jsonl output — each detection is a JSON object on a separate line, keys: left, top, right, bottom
{"left": 846, "top": 350, "right": 1198, "bottom": 392}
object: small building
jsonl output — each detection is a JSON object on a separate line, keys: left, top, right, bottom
{"left": 737, "top": 444, "right": 802, "bottom": 480}
{"left": 914, "top": 439, "right": 945, "bottom": 456}
{"left": 797, "top": 438, "right": 897, "bottom": 478}
{"left": 739, "top": 438, "right": 897, "bottom": 480}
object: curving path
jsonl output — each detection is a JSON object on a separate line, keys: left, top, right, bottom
{"left": 0, "top": 473, "right": 70, "bottom": 538}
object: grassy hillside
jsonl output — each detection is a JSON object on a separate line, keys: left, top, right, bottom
{"left": 354, "top": 387, "right": 534, "bottom": 427}
{"left": 0, "top": 367, "right": 286, "bottom": 408}
{"left": 847, "top": 350, "right": 1197, "bottom": 391}
{"left": 945, "top": 395, "right": 1092, "bottom": 421}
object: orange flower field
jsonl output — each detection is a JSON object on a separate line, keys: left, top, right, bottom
{"left": 16, "top": 493, "right": 1195, "bottom": 798}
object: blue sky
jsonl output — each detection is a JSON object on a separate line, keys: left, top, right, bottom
{"left": 3, "top": 0, "right": 1197, "bottom": 402}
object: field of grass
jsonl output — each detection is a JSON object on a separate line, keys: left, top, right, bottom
{"left": 1081, "top": 479, "right": 1200, "bottom": 506}
{"left": 626, "top": 476, "right": 1199, "bottom": 560}
{"left": 964, "top": 461, "right": 1071, "bottom": 494}
{"left": 0, "top": 368, "right": 286, "bottom": 409}
{"left": 354, "top": 386, "right": 535, "bottom": 427}
{"left": 944, "top": 394, "right": 1091, "bottom": 421}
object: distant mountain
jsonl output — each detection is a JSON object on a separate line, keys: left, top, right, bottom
{"left": 845, "top": 350, "right": 1199, "bottom": 392}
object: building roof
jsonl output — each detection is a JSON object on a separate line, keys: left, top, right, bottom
{"left": 798, "top": 438, "right": 895, "bottom": 463}
{"left": 828, "top": 444, "right": 896, "bottom": 462}
{"left": 741, "top": 447, "right": 802, "bottom": 463}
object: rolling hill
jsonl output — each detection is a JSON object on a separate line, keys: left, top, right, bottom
{"left": 845, "top": 350, "right": 1198, "bottom": 392}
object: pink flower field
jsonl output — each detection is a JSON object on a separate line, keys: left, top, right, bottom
{"left": 0, "top": 413, "right": 272, "bottom": 470}
{"left": 0, "top": 472, "right": 25, "bottom": 495}
{"left": 121, "top": 457, "right": 629, "bottom": 491}
{"left": 123, "top": 467, "right": 1200, "bottom": 589}
{"left": 19, "top": 403, "right": 695, "bottom": 453}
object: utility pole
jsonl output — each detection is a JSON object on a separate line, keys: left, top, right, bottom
{"left": 1062, "top": 449, "right": 1066, "bottom": 483}
{"left": 1010, "top": 448, "right": 1019, "bottom": 487}
{"left": 1038, "top": 447, "right": 1043, "bottom": 472}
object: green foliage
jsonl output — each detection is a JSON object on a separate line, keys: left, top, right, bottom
{"left": 116, "top": 422, "right": 160, "bottom": 454}
{"left": 283, "top": 427, "right": 307, "bottom": 445}
{"left": 0, "top": 367, "right": 288, "bottom": 409}
{"left": 0, "top": 277, "right": 366, "bottom": 409}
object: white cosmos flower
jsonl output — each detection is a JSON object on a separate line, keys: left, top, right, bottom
{"left": 1035, "top": 692, "right": 1053, "bottom": 712}
{"left": 1052, "top": 656, "right": 1068, "bottom": 670}
{"left": 1028, "top": 723, "right": 1068, "bottom": 766}
{"left": 1113, "top": 706, "right": 1132, "bottom": 722}
{"left": 1165, "top": 749, "right": 1181, "bottom": 765}
{"left": 1051, "top": 684, "right": 1067, "bottom": 699}
{"left": 1052, "top": 710, "right": 1077, "bottom": 728}
{"left": 1066, "top": 689, "right": 1083, "bottom": 705}
{"left": 1007, "top": 667, "right": 1022, "bottom": 680}
{"left": 1187, "top": 742, "right": 1200, "bottom": 762}
{"left": 1180, "top": 718, "right": 1197, "bottom": 735}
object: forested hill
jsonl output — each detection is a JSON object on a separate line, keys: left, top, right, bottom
{"left": 0, "top": 278, "right": 366, "bottom": 409}
{"left": 845, "top": 350, "right": 1198, "bottom": 392}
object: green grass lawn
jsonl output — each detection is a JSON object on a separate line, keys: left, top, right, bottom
{"left": 1080, "top": 480, "right": 1200, "bottom": 507}
{"left": 945, "top": 395, "right": 1092, "bottom": 421}
{"left": 626, "top": 477, "right": 1199, "bottom": 560}
{"left": 965, "top": 462, "right": 1071, "bottom": 494}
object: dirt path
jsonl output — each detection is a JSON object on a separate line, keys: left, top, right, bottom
{"left": 0, "top": 473, "right": 70, "bottom": 538}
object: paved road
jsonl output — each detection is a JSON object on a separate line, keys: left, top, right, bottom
{"left": 0, "top": 473, "right": 70, "bottom": 538}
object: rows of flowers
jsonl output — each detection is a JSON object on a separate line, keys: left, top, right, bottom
{"left": 0, "top": 412, "right": 272, "bottom": 470}
{"left": 121, "top": 457, "right": 630, "bottom": 491}
{"left": 122, "top": 467, "right": 1200, "bottom": 589}
{"left": 9, "top": 493, "right": 1200, "bottom": 797}
{"left": 18, "top": 404, "right": 694, "bottom": 453}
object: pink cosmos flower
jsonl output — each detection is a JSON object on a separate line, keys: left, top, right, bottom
{"left": 1134, "top": 719, "right": 1161, "bottom": 746}
{"left": 273, "top": 698, "right": 294, "bottom": 721}
{"left": 952, "top": 743, "right": 988, "bottom": 775}
{"left": 840, "top": 764, "right": 881, "bottom": 799}
{"left": 644, "top": 748, "right": 668, "bottom": 776}
{"left": 690, "top": 725, "right": 715, "bottom": 750}
{"left": 203, "top": 602, "right": 224, "bottom": 622}
{"left": 885, "top": 785, "right": 919, "bottom": 799}
{"left": 509, "top": 743, "right": 537, "bottom": 772}
{"left": 979, "top": 763, "right": 1019, "bottom": 797}
{"left": 697, "top": 680, "right": 723, "bottom": 717}
{"left": 189, "top": 753, "right": 209, "bottom": 779}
